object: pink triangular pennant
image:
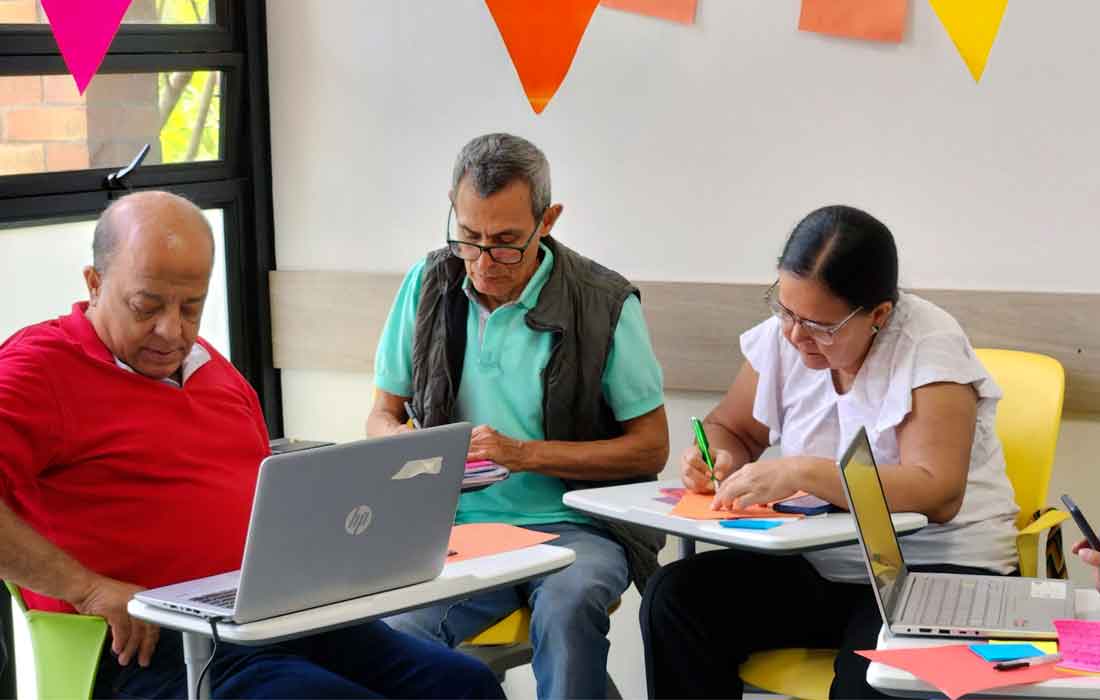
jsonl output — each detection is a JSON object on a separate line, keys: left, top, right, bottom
{"left": 41, "top": 0, "right": 133, "bottom": 95}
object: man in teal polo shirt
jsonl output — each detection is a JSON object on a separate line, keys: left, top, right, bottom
{"left": 368, "top": 133, "right": 669, "bottom": 699}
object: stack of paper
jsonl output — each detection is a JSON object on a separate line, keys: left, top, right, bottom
{"left": 463, "top": 460, "right": 509, "bottom": 490}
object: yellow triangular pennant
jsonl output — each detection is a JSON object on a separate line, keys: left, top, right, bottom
{"left": 928, "top": 0, "right": 1008, "bottom": 82}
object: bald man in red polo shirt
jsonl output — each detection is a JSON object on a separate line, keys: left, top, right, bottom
{"left": 0, "top": 192, "right": 502, "bottom": 699}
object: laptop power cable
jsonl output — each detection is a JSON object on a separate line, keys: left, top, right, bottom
{"left": 195, "top": 615, "right": 226, "bottom": 694}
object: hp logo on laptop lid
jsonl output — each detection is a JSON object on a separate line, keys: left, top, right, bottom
{"left": 345, "top": 505, "right": 373, "bottom": 535}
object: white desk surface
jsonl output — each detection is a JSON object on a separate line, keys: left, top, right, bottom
{"left": 564, "top": 479, "right": 927, "bottom": 554}
{"left": 867, "top": 588, "right": 1100, "bottom": 698}
{"left": 128, "top": 544, "right": 574, "bottom": 645}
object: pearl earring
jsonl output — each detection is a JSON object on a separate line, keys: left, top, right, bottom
{"left": 871, "top": 325, "right": 880, "bottom": 335}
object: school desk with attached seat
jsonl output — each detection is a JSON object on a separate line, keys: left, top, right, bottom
{"left": 738, "top": 348, "right": 1070, "bottom": 700}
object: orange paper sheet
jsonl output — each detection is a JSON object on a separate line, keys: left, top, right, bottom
{"left": 669, "top": 491, "right": 803, "bottom": 521}
{"left": 858, "top": 645, "right": 1077, "bottom": 700}
{"left": 799, "top": 0, "right": 908, "bottom": 43}
{"left": 601, "top": 0, "right": 696, "bottom": 25}
{"left": 447, "top": 523, "right": 559, "bottom": 563}
{"left": 485, "top": 0, "right": 600, "bottom": 114}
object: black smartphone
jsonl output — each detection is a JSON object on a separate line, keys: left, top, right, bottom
{"left": 1061, "top": 494, "right": 1100, "bottom": 550}
{"left": 773, "top": 493, "right": 842, "bottom": 516}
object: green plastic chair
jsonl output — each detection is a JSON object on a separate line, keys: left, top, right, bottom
{"left": 4, "top": 581, "right": 107, "bottom": 699}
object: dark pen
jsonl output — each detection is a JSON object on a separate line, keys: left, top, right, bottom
{"left": 403, "top": 401, "right": 422, "bottom": 430}
{"left": 993, "top": 653, "right": 1062, "bottom": 671}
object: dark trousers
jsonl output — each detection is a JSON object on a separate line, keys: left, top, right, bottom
{"left": 640, "top": 548, "right": 1006, "bottom": 699}
{"left": 93, "top": 619, "right": 504, "bottom": 699}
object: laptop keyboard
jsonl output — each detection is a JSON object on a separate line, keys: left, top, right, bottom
{"left": 900, "top": 576, "right": 1006, "bottom": 628}
{"left": 190, "top": 588, "right": 237, "bottom": 610}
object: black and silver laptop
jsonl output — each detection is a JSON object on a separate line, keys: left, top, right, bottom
{"left": 838, "top": 427, "right": 1073, "bottom": 639}
{"left": 135, "top": 423, "right": 472, "bottom": 624}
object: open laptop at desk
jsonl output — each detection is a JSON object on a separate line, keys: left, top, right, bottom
{"left": 838, "top": 427, "right": 1073, "bottom": 640}
{"left": 135, "top": 423, "right": 472, "bottom": 624}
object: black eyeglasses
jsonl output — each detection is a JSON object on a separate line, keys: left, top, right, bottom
{"left": 446, "top": 204, "right": 541, "bottom": 265}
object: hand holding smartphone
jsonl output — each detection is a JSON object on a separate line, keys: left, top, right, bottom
{"left": 1061, "top": 494, "right": 1100, "bottom": 551}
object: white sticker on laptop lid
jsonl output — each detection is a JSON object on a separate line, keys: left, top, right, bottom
{"left": 1030, "top": 580, "right": 1068, "bottom": 600}
{"left": 391, "top": 456, "right": 443, "bottom": 480}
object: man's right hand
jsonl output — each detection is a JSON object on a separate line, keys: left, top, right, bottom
{"left": 680, "top": 445, "right": 734, "bottom": 493}
{"left": 71, "top": 575, "right": 160, "bottom": 667}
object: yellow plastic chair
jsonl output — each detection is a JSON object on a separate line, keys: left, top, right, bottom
{"left": 738, "top": 348, "right": 1068, "bottom": 700}
{"left": 460, "top": 601, "right": 622, "bottom": 697}
{"left": 4, "top": 581, "right": 108, "bottom": 700}
{"left": 974, "top": 348, "right": 1070, "bottom": 578}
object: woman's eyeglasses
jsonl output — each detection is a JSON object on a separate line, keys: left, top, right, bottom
{"left": 765, "top": 281, "right": 861, "bottom": 346}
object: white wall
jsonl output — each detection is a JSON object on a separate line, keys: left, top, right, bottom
{"left": 0, "top": 211, "right": 232, "bottom": 358}
{"left": 267, "top": 1, "right": 1100, "bottom": 696}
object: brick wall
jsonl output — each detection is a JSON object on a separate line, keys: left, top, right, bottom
{"left": 0, "top": 0, "right": 164, "bottom": 176}
{"left": 0, "top": 76, "right": 89, "bottom": 175}
{"left": 0, "top": 0, "right": 38, "bottom": 24}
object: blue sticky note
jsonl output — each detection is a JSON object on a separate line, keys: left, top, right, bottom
{"left": 968, "top": 643, "right": 1044, "bottom": 662}
{"left": 718, "top": 519, "right": 784, "bottom": 530}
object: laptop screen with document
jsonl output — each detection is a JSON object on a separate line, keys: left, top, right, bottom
{"left": 838, "top": 427, "right": 909, "bottom": 623}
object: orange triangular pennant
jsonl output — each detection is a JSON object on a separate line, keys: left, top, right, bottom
{"left": 485, "top": 0, "right": 601, "bottom": 114}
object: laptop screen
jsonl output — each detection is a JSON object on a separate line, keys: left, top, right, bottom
{"left": 838, "top": 427, "right": 909, "bottom": 618}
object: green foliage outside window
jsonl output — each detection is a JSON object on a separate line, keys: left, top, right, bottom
{"left": 156, "top": 0, "right": 220, "bottom": 163}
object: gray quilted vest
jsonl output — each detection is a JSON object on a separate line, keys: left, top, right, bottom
{"left": 409, "top": 237, "right": 665, "bottom": 590}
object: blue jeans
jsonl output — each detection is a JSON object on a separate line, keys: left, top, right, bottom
{"left": 93, "top": 620, "right": 504, "bottom": 699}
{"left": 386, "top": 522, "right": 630, "bottom": 700}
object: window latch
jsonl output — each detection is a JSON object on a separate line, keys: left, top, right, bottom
{"left": 104, "top": 143, "right": 151, "bottom": 191}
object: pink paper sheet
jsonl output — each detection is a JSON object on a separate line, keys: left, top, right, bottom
{"left": 1054, "top": 619, "right": 1100, "bottom": 672}
{"left": 41, "top": 0, "right": 133, "bottom": 93}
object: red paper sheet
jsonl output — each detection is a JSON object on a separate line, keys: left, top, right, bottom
{"left": 858, "top": 644, "right": 1077, "bottom": 700}
{"left": 446, "top": 523, "right": 559, "bottom": 563}
{"left": 601, "top": 0, "right": 696, "bottom": 25}
{"left": 799, "top": 0, "right": 908, "bottom": 43}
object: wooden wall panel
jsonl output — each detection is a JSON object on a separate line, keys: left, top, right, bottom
{"left": 270, "top": 271, "right": 1100, "bottom": 412}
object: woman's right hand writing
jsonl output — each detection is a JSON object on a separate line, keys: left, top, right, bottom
{"left": 680, "top": 445, "right": 735, "bottom": 493}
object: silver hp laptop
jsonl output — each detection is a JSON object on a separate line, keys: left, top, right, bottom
{"left": 838, "top": 427, "right": 1073, "bottom": 639}
{"left": 135, "top": 423, "right": 472, "bottom": 624}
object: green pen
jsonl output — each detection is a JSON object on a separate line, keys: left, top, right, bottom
{"left": 690, "top": 416, "right": 719, "bottom": 491}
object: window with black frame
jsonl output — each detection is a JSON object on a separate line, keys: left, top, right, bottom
{"left": 0, "top": 0, "right": 278, "bottom": 424}
{"left": 0, "top": 5, "right": 279, "bottom": 692}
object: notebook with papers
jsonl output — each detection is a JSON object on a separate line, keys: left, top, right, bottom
{"left": 837, "top": 427, "right": 1072, "bottom": 639}
{"left": 135, "top": 423, "right": 471, "bottom": 624}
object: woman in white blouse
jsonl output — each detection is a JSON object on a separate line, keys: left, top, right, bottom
{"left": 640, "top": 205, "right": 1020, "bottom": 699}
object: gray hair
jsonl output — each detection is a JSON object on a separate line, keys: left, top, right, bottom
{"left": 92, "top": 191, "right": 212, "bottom": 275}
{"left": 451, "top": 133, "right": 551, "bottom": 221}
